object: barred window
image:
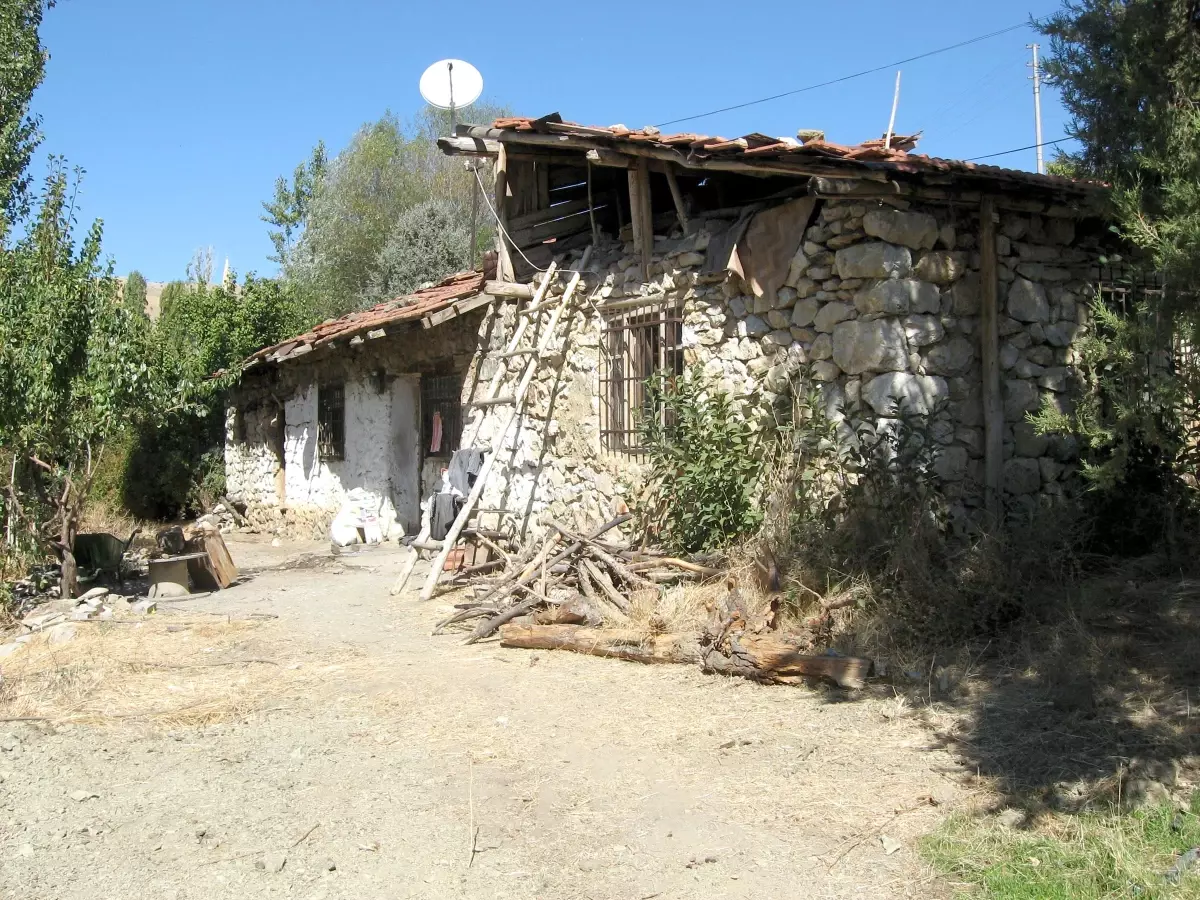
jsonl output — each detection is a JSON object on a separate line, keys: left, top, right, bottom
{"left": 600, "top": 306, "right": 684, "bottom": 454}
{"left": 422, "top": 374, "right": 464, "bottom": 456}
{"left": 317, "top": 382, "right": 345, "bottom": 461}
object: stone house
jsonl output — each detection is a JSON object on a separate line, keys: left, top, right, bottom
{"left": 225, "top": 113, "right": 1109, "bottom": 541}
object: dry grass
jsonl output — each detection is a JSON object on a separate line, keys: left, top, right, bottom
{"left": 78, "top": 499, "right": 144, "bottom": 541}
{"left": 0, "top": 615, "right": 368, "bottom": 727}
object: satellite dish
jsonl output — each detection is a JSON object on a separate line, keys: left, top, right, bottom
{"left": 419, "top": 59, "right": 484, "bottom": 111}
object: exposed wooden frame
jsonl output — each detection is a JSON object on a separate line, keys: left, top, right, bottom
{"left": 421, "top": 292, "right": 492, "bottom": 329}
{"left": 627, "top": 159, "right": 653, "bottom": 281}
{"left": 446, "top": 126, "right": 1102, "bottom": 213}
{"left": 453, "top": 125, "right": 891, "bottom": 182}
{"left": 662, "top": 165, "right": 690, "bottom": 234}
{"left": 979, "top": 195, "right": 1004, "bottom": 517}
{"left": 493, "top": 146, "right": 515, "bottom": 282}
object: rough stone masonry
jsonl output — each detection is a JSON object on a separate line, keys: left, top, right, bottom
{"left": 464, "top": 196, "right": 1097, "bottom": 539}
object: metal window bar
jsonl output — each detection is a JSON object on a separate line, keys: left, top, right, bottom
{"left": 600, "top": 306, "right": 684, "bottom": 455}
{"left": 317, "top": 382, "right": 345, "bottom": 461}
{"left": 422, "top": 374, "right": 464, "bottom": 456}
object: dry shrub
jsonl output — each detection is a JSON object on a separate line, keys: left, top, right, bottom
{"left": 750, "top": 387, "right": 1085, "bottom": 657}
{"left": 621, "top": 582, "right": 721, "bottom": 636}
{"left": 77, "top": 498, "right": 143, "bottom": 540}
{"left": 0, "top": 616, "right": 366, "bottom": 727}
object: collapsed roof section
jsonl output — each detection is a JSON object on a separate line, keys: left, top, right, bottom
{"left": 442, "top": 113, "right": 1102, "bottom": 198}
{"left": 438, "top": 112, "right": 1107, "bottom": 283}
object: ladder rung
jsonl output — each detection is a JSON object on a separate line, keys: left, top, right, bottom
{"left": 469, "top": 396, "right": 515, "bottom": 407}
{"left": 518, "top": 300, "right": 561, "bottom": 318}
{"left": 493, "top": 348, "right": 536, "bottom": 359}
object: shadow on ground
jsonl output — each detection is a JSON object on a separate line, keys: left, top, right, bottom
{"left": 923, "top": 560, "right": 1200, "bottom": 812}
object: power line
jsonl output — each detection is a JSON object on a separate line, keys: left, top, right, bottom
{"left": 655, "top": 22, "right": 1036, "bottom": 129}
{"left": 965, "top": 137, "right": 1071, "bottom": 162}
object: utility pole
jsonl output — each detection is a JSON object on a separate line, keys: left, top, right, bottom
{"left": 1028, "top": 43, "right": 1045, "bottom": 175}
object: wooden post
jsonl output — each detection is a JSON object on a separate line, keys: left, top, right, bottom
{"left": 627, "top": 158, "right": 652, "bottom": 281}
{"left": 493, "top": 146, "right": 515, "bottom": 282}
{"left": 469, "top": 162, "right": 480, "bottom": 270}
{"left": 587, "top": 162, "right": 601, "bottom": 248}
{"left": 627, "top": 167, "right": 644, "bottom": 280}
{"left": 663, "top": 165, "right": 690, "bottom": 234}
{"left": 979, "top": 195, "right": 1004, "bottom": 517}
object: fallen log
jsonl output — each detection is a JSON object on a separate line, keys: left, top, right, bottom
{"left": 499, "top": 624, "right": 701, "bottom": 665}
{"left": 497, "top": 625, "right": 872, "bottom": 689}
{"left": 701, "top": 635, "right": 872, "bottom": 689}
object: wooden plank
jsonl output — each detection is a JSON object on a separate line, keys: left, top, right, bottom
{"left": 536, "top": 161, "right": 550, "bottom": 211}
{"left": 484, "top": 281, "right": 534, "bottom": 299}
{"left": 437, "top": 135, "right": 501, "bottom": 155}
{"left": 508, "top": 198, "right": 596, "bottom": 232}
{"left": 418, "top": 248, "right": 593, "bottom": 602}
{"left": 663, "top": 165, "right": 690, "bottom": 234}
{"left": 467, "top": 396, "right": 515, "bottom": 407}
{"left": 500, "top": 625, "right": 701, "bottom": 665}
{"left": 587, "top": 162, "right": 601, "bottom": 247}
{"left": 586, "top": 148, "right": 634, "bottom": 169}
{"left": 508, "top": 206, "right": 605, "bottom": 248}
{"left": 979, "top": 195, "right": 1004, "bottom": 518}
{"left": 493, "top": 146, "right": 514, "bottom": 282}
{"left": 633, "top": 159, "right": 653, "bottom": 280}
{"left": 496, "top": 626, "right": 872, "bottom": 688}
{"left": 422, "top": 292, "right": 492, "bottom": 329}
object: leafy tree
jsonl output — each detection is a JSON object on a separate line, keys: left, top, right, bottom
{"left": 120, "top": 274, "right": 315, "bottom": 518}
{"left": 0, "top": 165, "right": 166, "bottom": 597}
{"left": 1036, "top": 2, "right": 1200, "bottom": 517}
{"left": 124, "top": 269, "right": 147, "bottom": 316}
{"left": 1041, "top": 1, "right": 1200, "bottom": 282}
{"left": 273, "top": 102, "right": 508, "bottom": 316}
{"left": 363, "top": 198, "right": 472, "bottom": 304}
{"left": 0, "top": 0, "right": 51, "bottom": 227}
{"left": 261, "top": 141, "right": 326, "bottom": 263}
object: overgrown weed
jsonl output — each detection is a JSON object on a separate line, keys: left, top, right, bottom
{"left": 922, "top": 798, "right": 1200, "bottom": 899}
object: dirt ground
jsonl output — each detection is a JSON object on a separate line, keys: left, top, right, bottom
{"left": 0, "top": 533, "right": 972, "bottom": 899}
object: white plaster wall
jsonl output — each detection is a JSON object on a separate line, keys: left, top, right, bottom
{"left": 283, "top": 380, "right": 393, "bottom": 514}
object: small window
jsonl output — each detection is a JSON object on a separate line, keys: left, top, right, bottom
{"left": 600, "top": 306, "right": 684, "bottom": 454}
{"left": 317, "top": 382, "right": 345, "bottom": 461}
{"left": 422, "top": 374, "right": 464, "bottom": 456}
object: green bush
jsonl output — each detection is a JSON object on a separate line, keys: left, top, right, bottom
{"left": 639, "top": 369, "right": 766, "bottom": 554}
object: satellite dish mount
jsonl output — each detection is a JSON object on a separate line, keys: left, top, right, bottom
{"left": 420, "top": 59, "right": 484, "bottom": 133}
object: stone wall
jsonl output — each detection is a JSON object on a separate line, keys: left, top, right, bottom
{"left": 464, "top": 195, "right": 1101, "bottom": 540}
{"left": 228, "top": 196, "right": 1101, "bottom": 544}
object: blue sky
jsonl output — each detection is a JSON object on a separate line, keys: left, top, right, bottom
{"left": 35, "top": 0, "right": 1073, "bottom": 282}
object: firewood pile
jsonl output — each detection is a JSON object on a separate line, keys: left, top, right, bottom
{"left": 433, "top": 514, "right": 720, "bottom": 641}
{"left": 433, "top": 514, "right": 873, "bottom": 689}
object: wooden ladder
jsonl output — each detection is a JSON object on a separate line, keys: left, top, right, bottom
{"left": 414, "top": 247, "right": 592, "bottom": 602}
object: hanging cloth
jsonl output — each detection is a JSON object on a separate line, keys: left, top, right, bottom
{"left": 429, "top": 410, "right": 443, "bottom": 454}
